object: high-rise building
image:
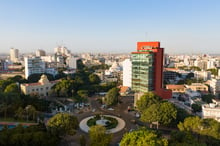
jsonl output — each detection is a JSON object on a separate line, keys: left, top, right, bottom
{"left": 66, "top": 56, "right": 79, "bottom": 69}
{"left": 10, "top": 48, "right": 19, "bottom": 63}
{"left": 122, "top": 58, "right": 132, "bottom": 87}
{"left": 25, "top": 57, "right": 45, "bottom": 79}
{"left": 131, "top": 41, "right": 171, "bottom": 99}
{"left": 36, "top": 49, "right": 46, "bottom": 57}
{"left": 0, "top": 59, "right": 8, "bottom": 71}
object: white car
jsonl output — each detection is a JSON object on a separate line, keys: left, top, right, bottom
{"left": 107, "top": 108, "right": 114, "bottom": 111}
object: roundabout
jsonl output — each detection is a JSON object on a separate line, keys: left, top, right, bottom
{"left": 79, "top": 115, "right": 126, "bottom": 133}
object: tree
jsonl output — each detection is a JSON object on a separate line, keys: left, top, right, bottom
{"left": 77, "top": 90, "right": 89, "bottom": 98}
{"left": 120, "top": 128, "right": 168, "bottom": 146}
{"left": 89, "top": 125, "right": 112, "bottom": 146}
{"left": 191, "top": 104, "right": 202, "bottom": 113}
{"left": 174, "top": 107, "right": 191, "bottom": 125}
{"left": 25, "top": 105, "right": 37, "bottom": 121}
{"left": 104, "top": 87, "right": 120, "bottom": 106}
{"left": 190, "top": 66, "right": 201, "bottom": 71}
{"left": 89, "top": 74, "right": 101, "bottom": 84}
{"left": 178, "top": 116, "right": 220, "bottom": 145}
{"left": 201, "top": 94, "right": 215, "bottom": 103}
{"left": 79, "top": 135, "right": 86, "bottom": 146}
{"left": 141, "top": 102, "right": 177, "bottom": 126}
{"left": 207, "top": 68, "right": 218, "bottom": 76}
{"left": 169, "top": 131, "right": 206, "bottom": 146}
{"left": 53, "top": 79, "right": 73, "bottom": 97}
{"left": 47, "top": 113, "right": 78, "bottom": 136}
{"left": 136, "top": 92, "right": 161, "bottom": 112}
{"left": 186, "top": 72, "right": 194, "bottom": 79}
{"left": 4, "top": 83, "right": 19, "bottom": 93}
{"left": 28, "top": 73, "right": 54, "bottom": 83}
{"left": 0, "top": 80, "right": 13, "bottom": 92}
{"left": 15, "top": 107, "right": 24, "bottom": 120}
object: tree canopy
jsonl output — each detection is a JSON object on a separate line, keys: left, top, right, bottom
{"left": 104, "top": 87, "right": 120, "bottom": 106}
{"left": 136, "top": 92, "right": 161, "bottom": 112}
{"left": 89, "top": 74, "right": 101, "bottom": 84}
{"left": 140, "top": 102, "right": 177, "bottom": 126}
{"left": 89, "top": 125, "right": 112, "bottom": 146}
{"left": 4, "top": 83, "right": 19, "bottom": 93}
{"left": 120, "top": 128, "right": 168, "bottom": 146}
{"left": 0, "top": 124, "right": 60, "bottom": 146}
{"left": 47, "top": 113, "right": 78, "bottom": 136}
{"left": 178, "top": 116, "right": 220, "bottom": 145}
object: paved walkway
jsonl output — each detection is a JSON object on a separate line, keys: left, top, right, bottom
{"left": 79, "top": 115, "right": 126, "bottom": 133}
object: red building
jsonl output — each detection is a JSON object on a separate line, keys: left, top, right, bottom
{"left": 131, "top": 41, "right": 171, "bottom": 99}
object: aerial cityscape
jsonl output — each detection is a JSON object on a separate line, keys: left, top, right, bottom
{"left": 1, "top": 0, "right": 220, "bottom": 146}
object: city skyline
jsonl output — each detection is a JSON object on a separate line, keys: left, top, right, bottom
{"left": 0, "top": 0, "right": 220, "bottom": 54}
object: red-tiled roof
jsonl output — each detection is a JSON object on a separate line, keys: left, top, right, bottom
{"left": 166, "top": 84, "right": 185, "bottom": 89}
{"left": 120, "top": 86, "right": 129, "bottom": 93}
{"left": 164, "top": 68, "right": 178, "bottom": 71}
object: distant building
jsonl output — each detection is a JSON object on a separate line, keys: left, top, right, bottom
{"left": 54, "top": 46, "right": 70, "bottom": 56}
{"left": 209, "top": 78, "right": 220, "bottom": 96}
{"left": 20, "top": 74, "right": 58, "bottom": 96}
{"left": 10, "top": 48, "right": 19, "bottom": 63}
{"left": 131, "top": 41, "right": 171, "bottom": 99}
{"left": 25, "top": 57, "right": 45, "bottom": 79}
{"left": 194, "top": 70, "right": 211, "bottom": 81}
{"left": 36, "top": 49, "right": 46, "bottom": 57}
{"left": 122, "top": 59, "right": 132, "bottom": 87}
{"left": 66, "top": 56, "right": 79, "bottom": 69}
{"left": 0, "top": 59, "right": 8, "bottom": 71}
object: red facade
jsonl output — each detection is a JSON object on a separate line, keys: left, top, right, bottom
{"left": 135, "top": 42, "right": 171, "bottom": 99}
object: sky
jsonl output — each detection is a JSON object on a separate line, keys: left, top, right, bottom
{"left": 0, "top": 0, "right": 220, "bottom": 54}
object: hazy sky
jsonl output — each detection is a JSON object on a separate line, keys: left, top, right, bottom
{"left": 0, "top": 0, "right": 220, "bottom": 54}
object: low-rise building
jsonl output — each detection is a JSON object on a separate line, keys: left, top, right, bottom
{"left": 166, "top": 84, "right": 185, "bottom": 93}
{"left": 202, "top": 102, "right": 220, "bottom": 122}
{"left": 185, "top": 83, "right": 208, "bottom": 92}
{"left": 20, "top": 74, "right": 58, "bottom": 96}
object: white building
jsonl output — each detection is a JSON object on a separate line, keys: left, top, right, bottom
{"left": 25, "top": 57, "right": 45, "bottom": 79}
{"left": 109, "top": 61, "right": 121, "bottom": 72}
{"left": 209, "top": 78, "right": 220, "bottom": 96}
{"left": 54, "top": 46, "right": 70, "bottom": 56}
{"left": 10, "top": 48, "right": 19, "bottom": 63}
{"left": 66, "top": 56, "right": 79, "bottom": 69}
{"left": 194, "top": 71, "right": 211, "bottom": 81}
{"left": 36, "top": 49, "right": 46, "bottom": 57}
{"left": 202, "top": 102, "right": 220, "bottom": 122}
{"left": 20, "top": 74, "right": 58, "bottom": 96}
{"left": 122, "top": 59, "right": 132, "bottom": 87}
{"left": 207, "top": 59, "right": 216, "bottom": 69}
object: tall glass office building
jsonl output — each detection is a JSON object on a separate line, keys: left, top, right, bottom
{"left": 131, "top": 42, "right": 171, "bottom": 99}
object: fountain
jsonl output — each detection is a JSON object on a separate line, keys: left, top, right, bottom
{"left": 96, "top": 115, "right": 109, "bottom": 126}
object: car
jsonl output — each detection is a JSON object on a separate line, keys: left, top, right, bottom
{"left": 92, "top": 108, "right": 96, "bottom": 112}
{"left": 135, "top": 112, "right": 140, "bottom": 118}
{"left": 107, "top": 108, "right": 114, "bottom": 111}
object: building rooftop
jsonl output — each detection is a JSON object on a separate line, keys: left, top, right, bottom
{"left": 166, "top": 84, "right": 185, "bottom": 89}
